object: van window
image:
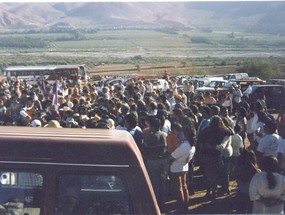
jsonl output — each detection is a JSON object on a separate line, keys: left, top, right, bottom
{"left": 0, "top": 171, "right": 43, "bottom": 215}
{"left": 55, "top": 173, "right": 130, "bottom": 215}
{"left": 207, "top": 81, "right": 226, "bottom": 88}
{"left": 224, "top": 73, "right": 248, "bottom": 80}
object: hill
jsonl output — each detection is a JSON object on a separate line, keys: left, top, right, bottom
{"left": 0, "top": 2, "right": 285, "bottom": 33}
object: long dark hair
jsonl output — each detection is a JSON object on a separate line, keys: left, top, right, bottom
{"left": 209, "top": 115, "right": 228, "bottom": 133}
{"left": 207, "top": 116, "right": 231, "bottom": 146}
{"left": 182, "top": 124, "right": 197, "bottom": 147}
{"left": 260, "top": 156, "right": 279, "bottom": 189}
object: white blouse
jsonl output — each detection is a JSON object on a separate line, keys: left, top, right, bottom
{"left": 249, "top": 172, "right": 285, "bottom": 214}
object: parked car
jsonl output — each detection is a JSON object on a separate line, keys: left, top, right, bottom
{"left": 193, "top": 76, "right": 224, "bottom": 87}
{"left": 194, "top": 80, "right": 232, "bottom": 99}
{"left": 0, "top": 127, "right": 160, "bottom": 215}
{"left": 244, "top": 84, "right": 285, "bottom": 111}
{"left": 144, "top": 78, "right": 169, "bottom": 90}
{"left": 91, "top": 74, "right": 102, "bottom": 81}
{"left": 229, "top": 77, "right": 266, "bottom": 92}
{"left": 266, "top": 79, "right": 285, "bottom": 89}
{"left": 104, "top": 78, "right": 128, "bottom": 86}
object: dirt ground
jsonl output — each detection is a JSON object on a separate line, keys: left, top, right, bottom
{"left": 162, "top": 131, "right": 256, "bottom": 215}
{"left": 161, "top": 166, "right": 241, "bottom": 215}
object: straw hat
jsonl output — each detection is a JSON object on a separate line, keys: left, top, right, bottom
{"left": 59, "top": 106, "right": 71, "bottom": 112}
{"left": 44, "top": 120, "right": 62, "bottom": 128}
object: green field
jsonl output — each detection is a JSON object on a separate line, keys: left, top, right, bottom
{"left": 0, "top": 29, "right": 285, "bottom": 76}
{"left": 1, "top": 29, "right": 285, "bottom": 52}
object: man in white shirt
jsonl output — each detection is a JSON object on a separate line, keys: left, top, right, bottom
{"left": 257, "top": 121, "right": 283, "bottom": 160}
{"left": 246, "top": 104, "right": 259, "bottom": 148}
{"left": 167, "top": 90, "right": 176, "bottom": 112}
{"left": 232, "top": 84, "right": 243, "bottom": 115}
{"left": 145, "top": 80, "right": 154, "bottom": 96}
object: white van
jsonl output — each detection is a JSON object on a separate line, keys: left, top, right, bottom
{"left": 0, "top": 127, "right": 160, "bottom": 215}
{"left": 146, "top": 79, "right": 169, "bottom": 90}
{"left": 224, "top": 73, "right": 249, "bottom": 80}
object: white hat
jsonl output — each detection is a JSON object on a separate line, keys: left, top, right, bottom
{"left": 107, "top": 119, "right": 115, "bottom": 129}
{"left": 80, "top": 115, "right": 90, "bottom": 121}
{"left": 31, "top": 119, "right": 42, "bottom": 127}
{"left": 67, "top": 101, "right": 74, "bottom": 108}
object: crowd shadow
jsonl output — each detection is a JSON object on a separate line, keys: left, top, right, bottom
{"left": 162, "top": 165, "right": 243, "bottom": 214}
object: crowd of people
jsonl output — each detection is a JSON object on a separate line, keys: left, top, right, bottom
{"left": 1, "top": 74, "right": 285, "bottom": 214}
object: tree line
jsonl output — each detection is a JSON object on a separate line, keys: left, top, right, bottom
{"left": 0, "top": 37, "right": 46, "bottom": 48}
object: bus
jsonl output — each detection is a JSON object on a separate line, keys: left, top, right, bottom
{"left": 2, "top": 64, "right": 88, "bottom": 85}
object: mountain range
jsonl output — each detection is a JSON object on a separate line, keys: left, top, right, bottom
{"left": 0, "top": 2, "right": 285, "bottom": 33}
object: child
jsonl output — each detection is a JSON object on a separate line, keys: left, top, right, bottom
{"left": 228, "top": 124, "right": 244, "bottom": 179}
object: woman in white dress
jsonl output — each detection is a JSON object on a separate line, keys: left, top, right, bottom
{"left": 249, "top": 156, "right": 285, "bottom": 214}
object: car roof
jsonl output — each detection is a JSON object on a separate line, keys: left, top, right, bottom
{"left": 251, "top": 84, "right": 283, "bottom": 88}
{"left": 232, "top": 79, "right": 265, "bottom": 83}
{"left": 0, "top": 127, "right": 143, "bottom": 167}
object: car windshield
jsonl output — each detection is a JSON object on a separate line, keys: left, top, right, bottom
{"left": 206, "top": 81, "right": 225, "bottom": 88}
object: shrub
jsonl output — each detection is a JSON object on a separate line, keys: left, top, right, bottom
{"left": 238, "top": 59, "right": 280, "bottom": 79}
